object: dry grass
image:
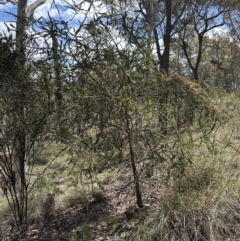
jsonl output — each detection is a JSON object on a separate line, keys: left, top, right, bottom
{"left": 127, "top": 198, "right": 240, "bottom": 241}
{"left": 115, "top": 90, "right": 240, "bottom": 241}
{"left": 63, "top": 187, "right": 89, "bottom": 208}
{"left": 0, "top": 200, "right": 13, "bottom": 239}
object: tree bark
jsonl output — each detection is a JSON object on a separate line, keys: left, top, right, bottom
{"left": 124, "top": 106, "right": 143, "bottom": 208}
{"left": 14, "top": 0, "right": 46, "bottom": 226}
{"left": 161, "top": 0, "right": 172, "bottom": 74}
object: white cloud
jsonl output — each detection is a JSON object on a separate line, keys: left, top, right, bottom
{"left": 33, "top": 0, "right": 60, "bottom": 19}
{"left": 206, "top": 26, "right": 229, "bottom": 39}
{"left": 0, "top": 2, "right": 14, "bottom": 9}
{"left": 33, "top": 0, "right": 108, "bottom": 24}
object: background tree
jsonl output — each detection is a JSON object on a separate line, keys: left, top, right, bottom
{"left": 175, "top": 0, "right": 228, "bottom": 81}
{"left": 0, "top": 0, "right": 49, "bottom": 228}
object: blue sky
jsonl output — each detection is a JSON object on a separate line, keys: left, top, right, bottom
{"left": 0, "top": 3, "right": 16, "bottom": 35}
{"left": 0, "top": 0, "right": 227, "bottom": 52}
{"left": 0, "top": 0, "right": 106, "bottom": 37}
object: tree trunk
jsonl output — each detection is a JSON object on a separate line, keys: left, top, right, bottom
{"left": 16, "top": 0, "right": 27, "bottom": 64}
{"left": 161, "top": 0, "right": 172, "bottom": 74}
{"left": 52, "top": 34, "right": 62, "bottom": 112}
{"left": 124, "top": 106, "right": 143, "bottom": 208}
{"left": 14, "top": 0, "right": 46, "bottom": 227}
{"left": 153, "top": 28, "right": 162, "bottom": 69}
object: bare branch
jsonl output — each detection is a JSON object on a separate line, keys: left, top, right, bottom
{"left": 26, "top": 0, "right": 46, "bottom": 17}
{"left": 228, "top": 11, "right": 240, "bottom": 43}
{"left": 0, "top": 0, "right": 17, "bottom": 5}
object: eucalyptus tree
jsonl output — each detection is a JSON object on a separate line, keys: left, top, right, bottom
{"left": 208, "top": 34, "right": 240, "bottom": 89}
{"left": 175, "top": 0, "right": 229, "bottom": 82}
{"left": 0, "top": 0, "right": 49, "bottom": 228}
{"left": 102, "top": 0, "right": 190, "bottom": 74}
{"left": 32, "top": 14, "right": 74, "bottom": 137}
{"left": 228, "top": 11, "right": 240, "bottom": 43}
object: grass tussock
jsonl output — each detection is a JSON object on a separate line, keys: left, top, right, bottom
{"left": 28, "top": 191, "right": 55, "bottom": 223}
{"left": 123, "top": 90, "right": 240, "bottom": 241}
{"left": 63, "top": 188, "right": 89, "bottom": 208}
{"left": 129, "top": 198, "right": 240, "bottom": 241}
{"left": 0, "top": 201, "right": 13, "bottom": 239}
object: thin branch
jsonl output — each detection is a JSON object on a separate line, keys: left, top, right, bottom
{"left": 26, "top": 0, "right": 46, "bottom": 17}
